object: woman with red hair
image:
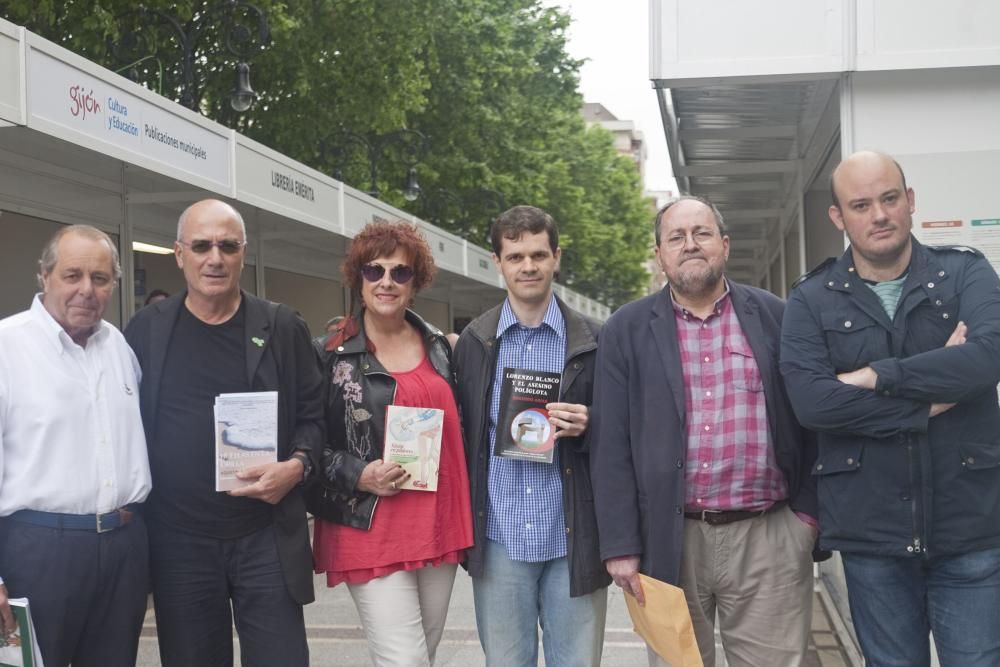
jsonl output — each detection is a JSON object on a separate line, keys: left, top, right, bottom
{"left": 312, "top": 221, "right": 473, "bottom": 666}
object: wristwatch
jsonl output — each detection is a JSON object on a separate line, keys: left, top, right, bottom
{"left": 290, "top": 451, "right": 313, "bottom": 483}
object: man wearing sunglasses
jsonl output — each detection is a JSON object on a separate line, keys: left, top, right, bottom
{"left": 453, "top": 206, "right": 610, "bottom": 666}
{"left": 124, "top": 199, "right": 324, "bottom": 666}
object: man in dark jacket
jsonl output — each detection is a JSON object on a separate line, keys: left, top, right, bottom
{"left": 125, "top": 199, "right": 324, "bottom": 667}
{"left": 591, "top": 196, "right": 818, "bottom": 667}
{"left": 780, "top": 151, "right": 1000, "bottom": 666}
{"left": 454, "top": 206, "right": 610, "bottom": 667}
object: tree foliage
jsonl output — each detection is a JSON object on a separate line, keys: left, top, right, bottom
{"left": 1, "top": 0, "right": 653, "bottom": 307}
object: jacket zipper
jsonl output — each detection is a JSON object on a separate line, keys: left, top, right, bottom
{"left": 353, "top": 365, "right": 396, "bottom": 530}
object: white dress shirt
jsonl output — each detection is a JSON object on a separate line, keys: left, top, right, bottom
{"left": 0, "top": 295, "right": 152, "bottom": 517}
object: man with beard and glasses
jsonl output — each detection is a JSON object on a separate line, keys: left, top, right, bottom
{"left": 780, "top": 151, "right": 1000, "bottom": 666}
{"left": 590, "top": 196, "right": 820, "bottom": 667}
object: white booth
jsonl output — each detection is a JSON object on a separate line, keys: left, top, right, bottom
{"left": 0, "top": 18, "right": 610, "bottom": 333}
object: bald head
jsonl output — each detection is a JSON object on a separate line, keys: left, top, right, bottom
{"left": 831, "top": 151, "right": 908, "bottom": 209}
{"left": 177, "top": 199, "right": 246, "bottom": 242}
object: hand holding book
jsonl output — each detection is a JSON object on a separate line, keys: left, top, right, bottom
{"left": 546, "top": 402, "right": 589, "bottom": 439}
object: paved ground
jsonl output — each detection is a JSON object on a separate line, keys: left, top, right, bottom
{"left": 137, "top": 570, "right": 855, "bottom": 666}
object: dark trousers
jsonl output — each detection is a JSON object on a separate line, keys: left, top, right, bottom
{"left": 0, "top": 513, "right": 149, "bottom": 667}
{"left": 149, "top": 521, "right": 308, "bottom": 667}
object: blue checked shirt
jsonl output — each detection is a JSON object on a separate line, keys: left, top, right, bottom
{"left": 486, "top": 297, "right": 567, "bottom": 562}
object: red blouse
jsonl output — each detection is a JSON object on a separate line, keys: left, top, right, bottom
{"left": 313, "top": 355, "right": 474, "bottom": 586}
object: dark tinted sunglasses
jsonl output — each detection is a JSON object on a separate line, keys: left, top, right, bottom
{"left": 361, "top": 263, "right": 415, "bottom": 284}
{"left": 178, "top": 239, "right": 246, "bottom": 255}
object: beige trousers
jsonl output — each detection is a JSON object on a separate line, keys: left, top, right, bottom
{"left": 647, "top": 506, "right": 815, "bottom": 667}
{"left": 348, "top": 562, "right": 458, "bottom": 667}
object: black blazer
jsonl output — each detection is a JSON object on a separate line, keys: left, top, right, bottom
{"left": 590, "top": 282, "right": 818, "bottom": 586}
{"left": 124, "top": 290, "right": 325, "bottom": 604}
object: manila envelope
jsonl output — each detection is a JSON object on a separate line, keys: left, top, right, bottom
{"left": 624, "top": 573, "right": 703, "bottom": 667}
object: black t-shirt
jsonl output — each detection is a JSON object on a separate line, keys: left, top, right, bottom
{"left": 148, "top": 300, "right": 272, "bottom": 538}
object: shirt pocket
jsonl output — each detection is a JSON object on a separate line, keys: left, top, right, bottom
{"left": 725, "top": 340, "right": 764, "bottom": 392}
{"left": 820, "top": 310, "right": 883, "bottom": 373}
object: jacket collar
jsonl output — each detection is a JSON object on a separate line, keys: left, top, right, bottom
{"left": 335, "top": 308, "right": 443, "bottom": 356}
{"left": 825, "top": 236, "right": 942, "bottom": 325}
{"left": 145, "top": 290, "right": 271, "bottom": 405}
{"left": 468, "top": 294, "right": 597, "bottom": 360}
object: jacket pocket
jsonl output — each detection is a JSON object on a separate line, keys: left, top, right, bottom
{"left": 812, "top": 443, "right": 864, "bottom": 476}
{"left": 820, "top": 310, "right": 883, "bottom": 373}
{"left": 812, "top": 442, "right": 869, "bottom": 546}
{"left": 958, "top": 441, "right": 1000, "bottom": 471}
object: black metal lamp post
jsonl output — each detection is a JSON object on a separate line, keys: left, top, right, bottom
{"left": 326, "top": 129, "right": 429, "bottom": 200}
{"left": 107, "top": 1, "right": 270, "bottom": 113}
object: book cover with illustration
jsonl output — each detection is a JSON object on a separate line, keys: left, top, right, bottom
{"left": 0, "top": 598, "right": 43, "bottom": 667}
{"left": 494, "top": 368, "right": 561, "bottom": 463}
{"left": 385, "top": 406, "right": 444, "bottom": 491}
{"left": 215, "top": 391, "right": 279, "bottom": 492}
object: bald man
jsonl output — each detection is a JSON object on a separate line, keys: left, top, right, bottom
{"left": 125, "top": 200, "right": 324, "bottom": 666}
{"left": 781, "top": 151, "right": 1000, "bottom": 666}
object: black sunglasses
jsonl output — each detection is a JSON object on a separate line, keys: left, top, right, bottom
{"left": 178, "top": 239, "right": 246, "bottom": 255}
{"left": 361, "top": 263, "right": 415, "bottom": 284}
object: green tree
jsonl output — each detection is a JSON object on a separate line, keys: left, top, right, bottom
{"left": 1, "top": 0, "right": 653, "bottom": 307}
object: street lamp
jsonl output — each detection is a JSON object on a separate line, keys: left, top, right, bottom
{"left": 107, "top": 1, "right": 270, "bottom": 113}
{"left": 325, "top": 129, "right": 429, "bottom": 200}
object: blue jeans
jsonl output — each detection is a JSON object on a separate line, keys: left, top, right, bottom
{"left": 471, "top": 539, "right": 607, "bottom": 667}
{"left": 148, "top": 521, "right": 308, "bottom": 667}
{"left": 842, "top": 547, "right": 1000, "bottom": 667}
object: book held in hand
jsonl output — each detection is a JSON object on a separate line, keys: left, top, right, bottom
{"left": 215, "top": 391, "right": 279, "bottom": 492}
{"left": 0, "top": 598, "right": 43, "bottom": 667}
{"left": 385, "top": 405, "right": 444, "bottom": 491}
{"left": 494, "top": 368, "right": 561, "bottom": 463}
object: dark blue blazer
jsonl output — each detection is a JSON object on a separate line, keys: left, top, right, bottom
{"left": 590, "top": 282, "right": 817, "bottom": 585}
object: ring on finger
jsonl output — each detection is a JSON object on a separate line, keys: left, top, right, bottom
{"left": 391, "top": 481, "right": 397, "bottom": 490}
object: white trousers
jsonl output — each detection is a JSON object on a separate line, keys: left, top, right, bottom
{"left": 347, "top": 563, "right": 458, "bottom": 667}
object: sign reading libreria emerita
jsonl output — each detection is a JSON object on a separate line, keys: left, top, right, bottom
{"left": 28, "top": 48, "right": 230, "bottom": 191}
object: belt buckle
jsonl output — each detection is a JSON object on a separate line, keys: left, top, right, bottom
{"left": 701, "top": 509, "right": 723, "bottom": 524}
{"left": 96, "top": 511, "right": 115, "bottom": 533}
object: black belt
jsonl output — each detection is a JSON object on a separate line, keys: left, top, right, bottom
{"left": 8, "top": 507, "right": 136, "bottom": 533}
{"left": 684, "top": 501, "right": 785, "bottom": 526}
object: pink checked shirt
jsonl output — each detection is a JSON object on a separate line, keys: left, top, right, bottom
{"left": 673, "top": 286, "right": 788, "bottom": 512}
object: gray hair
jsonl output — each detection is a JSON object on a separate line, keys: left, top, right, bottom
{"left": 37, "top": 225, "right": 122, "bottom": 289}
{"left": 653, "top": 195, "right": 727, "bottom": 245}
{"left": 176, "top": 199, "right": 247, "bottom": 241}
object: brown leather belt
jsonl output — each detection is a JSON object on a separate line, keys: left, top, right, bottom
{"left": 684, "top": 501, "right": 785, "bottom": 526}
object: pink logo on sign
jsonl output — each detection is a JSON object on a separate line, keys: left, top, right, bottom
{"left": 69, "top": 85, "right": 101, "bottom": 119}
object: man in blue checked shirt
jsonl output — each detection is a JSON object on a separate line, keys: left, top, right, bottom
{"left": 454, "top": 206, "right": 610, "bottom": 667}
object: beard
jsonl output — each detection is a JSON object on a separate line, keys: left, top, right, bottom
{"left": 667, "top": 255, "right": 725, "bottom": 300}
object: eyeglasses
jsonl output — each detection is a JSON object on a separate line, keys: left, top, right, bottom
{"left": 361, "top": 263, "right": 415, "bottom": 284}
{"left": 662, "top": 229, "right": 719, "bottom": 251}
{"left": 177, "top": 239, "right": 246, "bottom": 255}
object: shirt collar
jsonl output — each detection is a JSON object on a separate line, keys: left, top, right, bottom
{"left": 669, "top": 280, "right": 732, "bottom": 320}
{"left": 30, "top": 293, "right": 109, "bottom": 353}
{"left": 496, "top": 295, "right": 566, "bottom": 340}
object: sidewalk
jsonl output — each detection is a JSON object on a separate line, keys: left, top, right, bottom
{"left": 137, "top": 571, "right": 855, "bottom": 666}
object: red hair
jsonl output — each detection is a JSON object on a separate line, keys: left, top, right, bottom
{"left": 342, "top": 221, "right": 437, "bottom": 296}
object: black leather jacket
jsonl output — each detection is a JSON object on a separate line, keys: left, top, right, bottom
{"left": 318, "top": 309, "right": 455, "bottom": 530}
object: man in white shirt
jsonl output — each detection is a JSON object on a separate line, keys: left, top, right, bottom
{"left": 0, "top": 225, "right": 152, "bottom": 667}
